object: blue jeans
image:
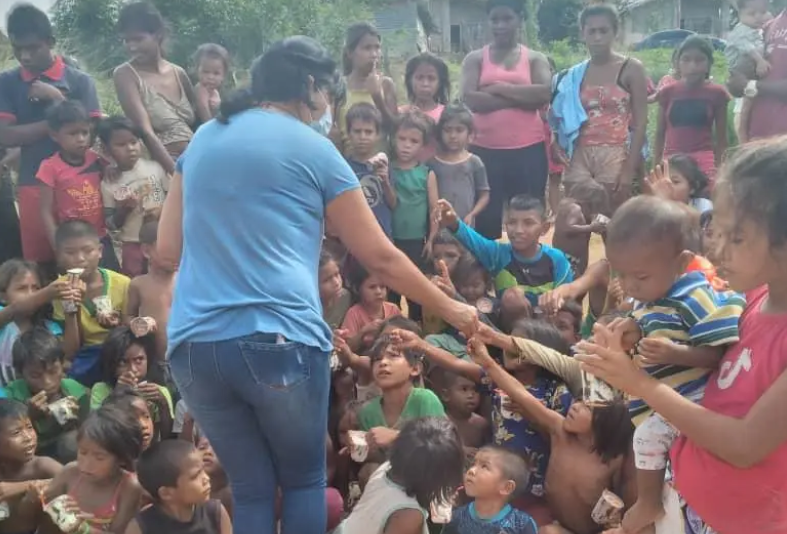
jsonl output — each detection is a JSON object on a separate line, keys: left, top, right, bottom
{"left": 169, "top": 333, "right": 330, "bottom": 534}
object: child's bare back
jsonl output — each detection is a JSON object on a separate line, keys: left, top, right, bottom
{"left": 0, "top": 456, "right": 61, "bottom": 534}
{"left": 126, "top": 272, "right": 175, "bottom": 362}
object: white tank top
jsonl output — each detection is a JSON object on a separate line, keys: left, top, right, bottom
{"left": 336, "top": 462, "right": 428, "bottom": 534}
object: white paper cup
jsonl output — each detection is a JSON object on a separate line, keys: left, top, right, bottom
{"left": 0, "top": 501, "right": 10, "bottom": 521}
{"left": 44, "top": 495, "right": 80, "bottom": 532}
{"left": 498, "top": 390, "right": 515, "bottom": 419}
{"left": 581, "top": 370, "right": 622, "bottom": 406}
{"left": 591, "top": 489, "right": 624, "bottom": 527}
{"left": 48, "top": 398, "right": 76, "bottom": 426}
{"left": 62, "top": 269, "right": 84, "bottom": 314}
{"left": 430, "top": 499, "right": 452, "bottom": 524}
{"left": 348, "top": 430, "right": 368, "bottom": 463}
{"left": 130, "top": 316, "right": 157, "bottom": 337}
{"left": 92, "top": 296, "right": 112, "bottom": 316}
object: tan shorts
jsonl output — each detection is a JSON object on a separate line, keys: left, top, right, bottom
{"left": 564, "top": 144, "right": 628, "bottom": 188}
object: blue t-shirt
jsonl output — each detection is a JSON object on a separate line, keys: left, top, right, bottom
{"left": 0, "top": 307, "right": 62, "bottom": 387}
{"left": 347, "top": 159, "right": 393, "bottom": 237}
{"left": 444, "top": 503, "right": 538, "bottom": 534}
{"left": 168, "top": 110, "right": 360, "bottom": 354}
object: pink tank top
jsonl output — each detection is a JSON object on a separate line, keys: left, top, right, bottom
{"left": 473, "top": 45, "right": 545, "bottom": 150}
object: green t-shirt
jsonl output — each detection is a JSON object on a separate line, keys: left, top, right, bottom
{"left": 357, "top": 386, "right": 445, "bottom": 431}
{"left": 4, "top": 378, "right": 88, "bottom": 448}
{"left": 90, "top": 381, "right": 174, "bottom": 421}
{"left": 392, "top": 165, "right": 430, "bottom": 240}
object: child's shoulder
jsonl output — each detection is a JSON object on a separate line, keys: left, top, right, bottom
{"left": 104, "top": 269, "right": 132, "bottom": 289}
{"left": 61, "top": 378, "right": 88, "bottom": 397}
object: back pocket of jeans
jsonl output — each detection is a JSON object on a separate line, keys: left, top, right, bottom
{"left": 238, "top": 340, "right": 311, "bottom": 390}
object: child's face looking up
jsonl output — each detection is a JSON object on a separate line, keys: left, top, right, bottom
{"left": 464, "top": 449, "right": 514, "bottom": 499}
{"left": 2, "top": 270, "right": 41, "bottom": 306}
{"left": 432, "top": 244, "right": 463, "bottom": 274}
{"left": 442, "top": 375, "right": 480, "bottom": 417}
{"left": 359, "top": 274, "right": 387, "bottom": 308}
{"left": 0, "top": 416, "right": 37, "bottom": 464}
{"left": 130, "top": 397, "right": 154, "bottom": 450}
{"left": 348, "top": 119, "right": 380, "bottom": 159}
{"left": 107, "top": 128, "right": 142, "bottom": 171}
{"left": 197, "top": 57, "right": 226, "bottom": 90}
{"left": 319, "top": 260, "right": 343, "bottom": 303}
{"left": 57, "top": 236, "right": 102, "bottom": 275}
{"left": 22, "top": 361, "right": 64, "bottom": 401}
{"left": 607, "top": 238, "right": 690, "bottom": 303}
{"left": 562, "top": 401, "right": 593, "bottom": 434}
{"left": 371, "top": 345, "right": 419, "bottom": 389}
{"left": 505, "top": 209, "right": 547, "bottom": 256}
{"left": 117, "top": 344, "right": 148, "bottom": 382}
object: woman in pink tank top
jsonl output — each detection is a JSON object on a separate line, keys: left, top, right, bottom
{"left": 460, "top": 0, "right": 552, "bottom": 240}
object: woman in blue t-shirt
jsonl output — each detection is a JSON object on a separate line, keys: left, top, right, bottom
{"left": 157, "top": 36, "right": 477, "bottom": 534}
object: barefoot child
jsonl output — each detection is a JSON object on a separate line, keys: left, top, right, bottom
{"left": 98, "top": 117, "right": 169, "bottom": 278}
{"left": 193, "top": 43, "right": 230, "bottom": 122}
{"left": 5, "top": 328, "right": 87, "bottom": 464}
{"left": 43, "top": 406, "right": 143, "bottom": 534}
{"left": 126, "top": 440, "right": 232, "bottom": 534}
{"left": 553, "top": 180, "right": 609, "bottom": 277}
{"left": 0, "top": 399, "right": 62, "bottom": 534}
{"left": 445, "top": 446, "right": 538, "bottom": 534}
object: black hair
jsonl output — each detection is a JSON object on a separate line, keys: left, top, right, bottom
{"left": 451, "top": 255, "right": 491, "bottom": 290}
{"left": 0, "top": 399, "right": 29, "bottom": 426}
{"left": 677, "top": 35, "right": 714, "bottom": 77}
{"left": 717, "top": 137, "right": 787, "bottom": 248}
{"left": 510, "top": 318, "right": 572, "bottom": 359}
{"left": 669, "top": 154, "right": 710, "bottom": 198}
{"left": 138, "top": 219, "right": 158, "bottom": 245}
{"left": 219, "top": 36, "right": 337, "bottom": 123}
{"left": 436, "top": 102, "right": 474, "bottom": 150}
{"left": 6, "top": 3, "right": 54, "bottom": 43}
{"left": 486, "top": 0, "right": 528, "bottom": 19}
{"left": 78, "top": 405, "right": 144, "bottom": 471}
{"left": 0, "top": 259, "right": 51, "bottom": 330}
{"left": 558, "top": 300, "right": 583, "bottom": 334}
{"left": 369, "top": 333, "right": 420, "bottom": 367}
{"left": 193, "top": 43, "right": 231, "bottom": 75}
{"left": 345, "top": 261, "right": 375, "bottom": 299}
{"left": 700, "top": 210, "right": 713, "bottom": 232}
{"left": 607, "top": 195, "right": 692, "bottom": 253}
{"left": 97, "top": 116, "right": 142, "bottom": 146}
{"left": 433, "top": 229, "right": 463, "bottom": 249}
{"left": 345, "top": 101, "right": 382, "bottom": 134}
{"left": 430, "top": 367, "right": 469, "bottom": 391}
{"left": 591, "top": 400, "right": 634, "bottom": 463}
{"left": 99, "top": 326, "right": 155, "bottom": 386}
{"left": 137, "top": 439, "right": 196, "bottom": 501}
{"left": 405, "top": 52, "right": 450, "bottom": 105}
{"left": 388, "top": 417, "right": 464, "bottom": 508}
{"left": 508, "top": 195, "right": 547, "bottom": 219}
{"left": 319, "top": 247, "right": 339, "bottom": 270}
{"left": 103, "top": 385, "right": 147, "bottom": 413}
{"left": 579, "top": 4, "right": 620, "bottom": 33}
{"left": 342, "top": 22, "right": 381, "bottom": 75}
{"left": 12, "top": 326, "right": 64, "bottom": 375}
{"left": 567, "top": 180, "right": 609, "bottom": 217}
{"left": 477, "top": 445, "right": 530, "bottom": 499}
{"left": 373, "top": 315, "right": 423, "bottom": 339}
{"left": 46, "top": 100, "right": 89, "bottom": 131}
{"left": 54, "top": 219, "right": 99, "bottom": 250}
{"left": 117, "top": 2, "right": 166, "bottom": 36}
{"left": 394, "top": 108, "right": 432, "bottom": 146}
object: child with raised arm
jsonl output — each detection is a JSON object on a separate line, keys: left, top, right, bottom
{"left": 98, "top": 117, "right": 169, "bottom": 278}
{"left": 0, "top": 399, "right": 62, "bottom": 534}
{"left": 436, "top": 196, "right": 573, "bottom": 306}
{"left": 585, "top": 195, "right": 745, "bottom": 534}
{"left": 431, "top": 368, "right": 489, "bottom": 460}
{"left": 552, "top": 180, "right": 609, "bottom": 277}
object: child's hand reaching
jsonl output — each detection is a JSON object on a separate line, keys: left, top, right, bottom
{"left": 642, "top": 160, "right": 676, "bottom": 201}
{"left": 47, "top": 279, "right": 74, "bottom": 302}
{"left": 60, "top": 496, "right": 94, "bottom": 533}
{"left": 575, "top": 324, "right": 650, "bottom": 395}
{"left": 466, "top": 336, "right": 494, "bottom": 368}
{"left": 433, "top": 199, "right": 459, "bottom": 231}
{"left": 389, "top": 328, "right": 424, "bottom": 351}
{"left": 366, "top": 426, "right": 398, "bottom": 449}
{"left": 637, "top": 337, "right": 683, "bottom": 366}
{"left": 431, "top": 259, "right": 456, "bottom": 298}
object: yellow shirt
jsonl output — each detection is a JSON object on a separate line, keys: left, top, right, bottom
{"left": 54, "top": 268, "right": 130, "bottom": 347}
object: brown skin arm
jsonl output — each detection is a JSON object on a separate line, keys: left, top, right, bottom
{"left": 62, "top": 312, "right": 82, "bottom": 365}
{"left": 0, "top": 117, "right": 50, "bottom": 147}
{"left": 652, "top": 99, "right": 667, "bottom": 166}
{"left": 561, "top": 203, "right": 594, "bottom": 237}
{"left": 377, "top": 77, "right": 399, "bottom": 131}
{"left": 461, "top": 51, "right": 511, "bottom": 113}
{"left": 614, "top": 449, "right": 639, "bottom": 510}
{"left": 124, "top": 519, "right": 143, "bottom": 534}
{"left": 176, "top": 66, "right": 199, "bottom": 122}
{"left": 482, "top": 52, "right": 552, "bottom": 110}
{"left": 157, "top": 172, "right": 183, "bottom": 266}
{"left": 113, "top": 65, "right": 176, "bottom": 174}
{"left": 218, "top": 503, "right": 232, "bottom": 534}
{"left": 713, "top": 97, "right": 729, "bottom": 165}
{"left": 124, "top": 279, "right": 142, "bottom": 319}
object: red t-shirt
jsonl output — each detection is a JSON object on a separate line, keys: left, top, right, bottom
{"left": 37, "top": 150, "right": 106, "bottom": 236}
{"left": 671, "top": 286, "right": 787, "bottom": 533}
{"left": 659, "top": 81, "right": 729, "bottom": 155}
{"left": 750, "top": 10, "right": 787, "bottom": 140}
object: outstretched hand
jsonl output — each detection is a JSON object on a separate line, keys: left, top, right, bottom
{"left": 431, "top": 259, "right": 456, "bottom": 298}
{"left": 433, "top": 199, "right": 459, "bottom": 231}
{"left": 574, "top": 323, "right": 651, "bottom": 395}
{"left": 642, "top": 159, "right": 676, "bottom": 201}
{"left": 466, "top": 336, "right": 494, "bottom": 368}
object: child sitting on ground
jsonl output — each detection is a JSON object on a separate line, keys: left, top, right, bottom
{"left": 590, "top": 195, "right": 745, "bottom": 534}
{"left": 552, "top": 180, "right": 609, "bottom": 277}
{"left": 103, "top": 387, "right": 156, "bottom": 451}
{"left": 196, "top": 433, "right": 233, "bottom": 519}
{"left": 341, "top": 264, "right": 400, "bottom": 353}
{"left": 337, "top": 417, "right": 464, "bottom": 534}
{"left": 126, "top": 439, "right": 232, "bottom": 534}
{"left": 436, "top": 195, "right": 573, "bottom": 306}
{"left": 91, "top": 326, "right": 173, "bottom": 440}
{"left": 52, "top": 220, "right": 130, "bottom": 387}
{"left": 432, "top": 368, "right": 489, "bottom": 460}
{"left": 43, "top": 405, "right": 143, "bottom": 534}
{"left": 0, "top": 399, "right": 62, "bottom": 534}
{"left": 98, "top": 116, "right": 170, "bottom": 278}
{"left": 5, "top": 328, "right": 87, "bottom": 463}
{"left": 445, "top": 446, "right": 538, "bottom": 534}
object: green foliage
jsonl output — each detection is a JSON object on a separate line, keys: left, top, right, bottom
{"left": 537, "top": 0, "right": 582, "bottom": 45}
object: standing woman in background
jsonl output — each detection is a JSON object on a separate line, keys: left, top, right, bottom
{"left": 113, "top": 1, "right": 197, "bottom": 175}
{"left": 460, "top": 0, "right": 552, "bottom": 240}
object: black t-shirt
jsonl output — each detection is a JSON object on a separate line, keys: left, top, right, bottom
{"left": 137, "top": 500, "right": 221, "bottom": 534}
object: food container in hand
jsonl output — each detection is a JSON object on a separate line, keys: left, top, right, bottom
{"left": 113, "top": 185, "right": 133, "bottom": 202}
{"left": 581, "top": 370, "right": 623, "bottom": 406}
{"left": 48, "top": 398, "right": 77, "bottom": 425}
{"left": 593, "top": 214, "right": 610, "bottom": 226}
{"left": 130, "top": 316, "right": 157, "bottom": 337}
{"left": 497, "top": 390, "right": 515, "bottom": 419}
{"left": 62, "top": 269, "right": 84, "bottom": 314}
{"left": 347, "top": 430, "right": 369, "bottom": 463}
{"left": 0, "top": 502, "right": 10, "bottom": 521}
{"left": 591, "top": 489, "right": 624, "bottom": 527}
{"left": 43, "top": 495, "right": 80, "bottom": 533}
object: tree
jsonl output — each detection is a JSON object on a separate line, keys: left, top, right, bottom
{"left": 537, "top": 0, "right": 583, "bottom": 45}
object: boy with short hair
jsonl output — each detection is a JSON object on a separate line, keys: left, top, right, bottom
{"left": 0, "top": 3, "right": 101, "bottom": 269}
{"left": 126, "top": 439, "right": 231, "bottom": 534}
{"left": 98, "top": 116, "right": 170, "bottom": 278}
{"left": 4, "top": 327, "right": 87, "bottom": 463}
{"left": 437, "top": 195, "right": 574, "bottom": 306}
{"left": 0, "top": 399, "right": 62, "bottom": 534}
{"left": 445, "top": 446, "right": 538, "bottom": 534}
{"left": 345, "top": 102, "right": 396, "bottom": 237}
{"left": 37, "top": 100, "right": 119, "bottom": 270}
{"left": 53, "top": 219, "right": 130, "bottom": 386}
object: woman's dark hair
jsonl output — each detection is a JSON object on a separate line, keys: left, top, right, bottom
{"left": 12, "top": 327, "right": 64, "bottom": 375}
{"left": 218, "top": 36, "right": 337, "bottom": 123}
{"left": 0, "top": 259, "right": 50, "bottom": 328}
{"left": 389, "top": 417, "right": 464, "bottom": 508}
{"left": 669, "top": 154, "right": 710, "bottom": 197}
{"left": 676, "top": 35, "right": 714, "bottom": 77}
{"left": 78, "top": 405, "right": 144, "bottom": 471}
{"left": 486, "top": 0, "right": 528, "bottom": 19}
{"left": 193, "top": 43, "right": 231, "bottom": 74}
{"left": 579, "top": 4, "right": 619, "bottom": 33}
{"left": 117, "top": 2, "right": 166, "bottom": 36}
{"left": 591, "top": 400, "right": 634, "bottom": 463}
{"left": 100, "top": 326, "right": 155, "bottom": 386}
{"left": 342, "top": 22, "right": 381, "bottom": 75}
{"left": 7, "top": 3, "right": 53, "bottom": 43}
{"left": 405, "top": 53, "right": 450, "bottom": 105}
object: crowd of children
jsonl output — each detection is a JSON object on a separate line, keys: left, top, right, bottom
{"left": 0, "top": 0, "right": 786, "bottom": 533}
